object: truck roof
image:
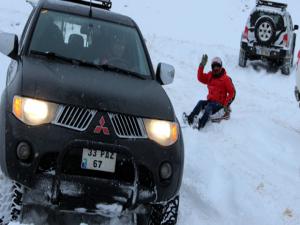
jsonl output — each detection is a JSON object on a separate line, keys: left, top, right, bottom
{"left": 37, "top": 0, "right": 136, "bottom": 27}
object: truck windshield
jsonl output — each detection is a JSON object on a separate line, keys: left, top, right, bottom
{"left": 29, "top": 10, "right": 151, "bottom": 77}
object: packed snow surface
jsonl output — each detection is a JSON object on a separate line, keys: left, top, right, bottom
{"left": 1, "top": 0, "right": 300, "bottom": 224}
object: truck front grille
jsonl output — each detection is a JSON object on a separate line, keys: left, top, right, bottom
{"left": 53, "top": 105, "right": 96, "bottom": 131}
{"left": 108, "top": 113, "right": 147, "bottom": 138}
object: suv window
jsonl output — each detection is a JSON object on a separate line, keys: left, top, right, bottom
{"left": 29, "top": 10, "right": 151, "bottom": 77}
{"left": 250, "top": 11, "right": 284, "bottom": 30}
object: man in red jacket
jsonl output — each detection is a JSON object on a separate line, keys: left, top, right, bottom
{"left": 185, "top": 54, "right": 236, "bottom": 129}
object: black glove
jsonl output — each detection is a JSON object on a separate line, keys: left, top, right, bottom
{"left": 199, "top": 54, "right": 208, "bottom": 67}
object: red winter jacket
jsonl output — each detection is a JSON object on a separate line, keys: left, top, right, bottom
{"left": 197, "top": 66, "right": 236, "bottom": 107}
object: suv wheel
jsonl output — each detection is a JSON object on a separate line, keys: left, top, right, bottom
{"left": 0, "top": 177, "right": 24, "bottom": 225}
{"left": 255, "top": 17, "right": 276, "bottom": 46}
{"left": 239, "top": 48, "right": 247, "bottom": 67}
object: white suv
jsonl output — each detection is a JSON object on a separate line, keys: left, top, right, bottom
{"left": 239, "top": 0, "right": 298, "bottom": 75}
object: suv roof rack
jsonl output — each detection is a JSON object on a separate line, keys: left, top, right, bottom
{"left": 256, "top": 0, "right": 287, "bottom": 10}
{"left": 63, "top": 0, "right": 112, "bottom": 10}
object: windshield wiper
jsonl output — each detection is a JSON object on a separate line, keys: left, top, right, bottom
{"left": 30, "top": 51, "right": 146, "bottom": 79}
{"left": 99, "top": 63, "right": 146, "bottom": 80}
{"left": 30, "top": 50, "right": 106, "bottom": 71}
{"left": 30, "top": 50, "right": 77, "bottom": 64}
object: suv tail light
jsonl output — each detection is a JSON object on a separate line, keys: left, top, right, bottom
{"left": 283, "top": 34, "right": 288, "bottom": 47}
{"left": 242, "top": 26, "right": 249, "bottom": 40}
{"left": 297, "top": 50, "right": 300, "bottom": 67}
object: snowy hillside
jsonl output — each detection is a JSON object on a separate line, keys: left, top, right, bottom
{"left": 1, "top": 0, "right": 300, "bottom": 225}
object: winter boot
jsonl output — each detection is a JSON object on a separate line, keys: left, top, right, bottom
{"left": 182, "top": 112, "right": 194, "bottom": 126}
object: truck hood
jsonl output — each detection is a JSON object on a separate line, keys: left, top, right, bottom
{"left": 21, "top": 56, "right": 175, "bottom": 121}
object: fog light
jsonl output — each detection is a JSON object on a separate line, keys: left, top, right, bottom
{"left": 17, "top": 142, "right": 32, "bottom": 161}
{"left": 160, "top": 162, "right": 173, "bottom": 180}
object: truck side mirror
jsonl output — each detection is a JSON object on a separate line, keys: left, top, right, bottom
{"left": 156, "top": 63, "right": 175, "bottom": 85}
{"left": 294, "top": 25, "right": 299, "bottom": 31}
{"left": 0, "top": 33, "right": 19, "bottom": 60}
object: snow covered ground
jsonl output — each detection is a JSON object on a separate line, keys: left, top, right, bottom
{"left": 1, "top": 0, "right": 300, "bottom": 225}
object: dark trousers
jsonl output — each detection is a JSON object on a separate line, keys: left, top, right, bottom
{"left": 189, "top": 100, "right": 223, "bottom": 128}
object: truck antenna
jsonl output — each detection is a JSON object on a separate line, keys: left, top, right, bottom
{"left": 89, "top": 0, "right": 92, "bottom": 17}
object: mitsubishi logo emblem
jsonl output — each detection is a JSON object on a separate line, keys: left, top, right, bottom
{"left": 94, "top": 116, "right": 110, "bottom": 135}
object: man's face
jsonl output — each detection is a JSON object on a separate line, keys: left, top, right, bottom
{"left": 212, "top": 63, "right": 222, "bottom": 73}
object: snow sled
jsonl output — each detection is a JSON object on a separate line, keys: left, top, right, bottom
{"left": 182, "top": 108, "right": 231, "bottom": 128}
{"left": 210, "top": 108, "right": 231, "bottom": 123}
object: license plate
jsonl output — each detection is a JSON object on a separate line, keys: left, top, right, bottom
{"left": 258, "top": 48, "right": 270, "bottom": 56}
{"left": 81, "top": 148, "right": 117, "bottom": 173}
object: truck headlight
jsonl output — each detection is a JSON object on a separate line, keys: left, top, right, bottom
{"left": 13, "top": 96, "right": 58, "bottom": 125}
{"left": 144, "top": 119, "right": 179, "bottom": 146}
